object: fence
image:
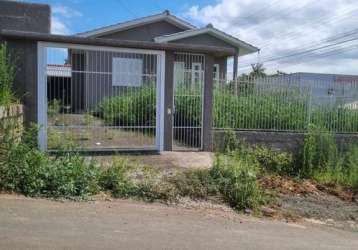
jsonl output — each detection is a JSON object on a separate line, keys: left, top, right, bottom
{"left": 212, "top": 75, "right": 358, "bottom": 133}
{"left": 39, "top": 43, "right": 165, "bottom": 151}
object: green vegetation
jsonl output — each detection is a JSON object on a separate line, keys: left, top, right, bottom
{"left": 97, "top": 84, "right": 156, "bottom": 126}
{"left": 211, "top": 153, "right": 266, "bottom": 210}
{"left": 302, "top": 125, "right": 358, "bottom": 189}
{"left": 97, "top": 84, "right": 358, "bottom": 134}
{"left": 47, "top": 99, "right": 61, "bottom": 118}
{"left": 0, "top": 43, "right": 16, "bottom": 106}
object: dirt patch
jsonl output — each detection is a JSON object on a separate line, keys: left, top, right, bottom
{"left": 260, "top": 175, "right": 358, "bottom": 231}
{"left": 92, "top": 151, "right": 214, "bottom": 170}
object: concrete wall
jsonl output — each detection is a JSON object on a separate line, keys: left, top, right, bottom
{"left": 98, "top": 20, "right": 186, "bottom": 42}
{"left": 6, "top": 40, "right": 38, "bottom": 124}
{"left": 0, "top": 0, "right": 50, "bottom": 34}
{"left": 1, "top": 1, "right": 50, "bottom": 124}
{"left": 213, "top": 130, "right": 358, "bottom": 154}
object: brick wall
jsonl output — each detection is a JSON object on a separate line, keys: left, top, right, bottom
{"left": 0, "top": 104, "right": 23, "bottom": 143}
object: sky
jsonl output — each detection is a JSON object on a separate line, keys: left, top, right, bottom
{"left": 22, "top": 0, "right": 358, "bottom": 75}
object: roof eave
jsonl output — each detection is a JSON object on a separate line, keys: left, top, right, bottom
{"left": 155, "top": 27, "right": 259, "bottom": 56}
{"left": 76, "top": 13, "right": 196, "bottom": 38}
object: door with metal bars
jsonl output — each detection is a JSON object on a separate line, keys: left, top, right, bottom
{"left": 38, "top": 43, "right": 164, "bottom": 151}
{"left": 172, "top": 53, "right": 205, "bottom": 150}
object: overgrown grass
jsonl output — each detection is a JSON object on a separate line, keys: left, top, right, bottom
{"left": 97, "top": 84, "right": 358, "bottom": 134}
{"left": 97, "top": 84, "right": 156, "bottom": 126}
{"left": 211, "top": 153, "right": 266, "bottom": 211}
{"left": 302, "top": 125, "right": 358, "bottom": 190}
{"left": 0, "top": 43, "right": 16, "bottom": 106}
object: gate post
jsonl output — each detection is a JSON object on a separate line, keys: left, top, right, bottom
{"left": 162, "top": 51, "right": 174, "bottom": 151}
{"left": 37, "top": 42, "right": 47, "bottom": 151}
{"left": 202, "top": 54, "right": 214, "bottom": 151}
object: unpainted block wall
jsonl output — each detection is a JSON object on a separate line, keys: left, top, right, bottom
{"left": 0, "top": 0, "right": 50, "bottom": 34}
{"left": 0, "top": 0, "right": 50, "bottom": 124}
{"left": 213, "top": 130, "right": 358, "bottom": 154}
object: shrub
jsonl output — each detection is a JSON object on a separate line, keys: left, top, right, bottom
{"left": 99, "top": 159, "right": 137, "bottom": 198}
{"left": 0, "top": 43, "right": 16, "bottom": 106}
{"left": 0, "top": 127, "right": 100, "bottom": 199}
{"left": 211, "top": 153, "right": 265, "bottom": 211}
{"left": 251, "top": 146, "right": 294, "bottom": 175}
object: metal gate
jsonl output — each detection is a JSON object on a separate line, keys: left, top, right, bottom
{"left": 37, "top": 42, "right": 165, "bottom": 151}
{"left": 173, "top": 53, "right": 204, "bottom": 150}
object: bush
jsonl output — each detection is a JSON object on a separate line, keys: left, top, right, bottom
{"left": 99, "top": 159, "right": 137, "bottom": 198}
{"left": 251, "top": 146, "right": 294, "bottom": 175}
{"left": 211, "top": 153, "right": 265, "bottom": 211}
{"left": 0, "top": 127, "right": 100, "bottom": 199}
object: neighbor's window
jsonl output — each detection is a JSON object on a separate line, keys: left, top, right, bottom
{"left": 112, "top": 57, "right": 143, "bottom": 86}
{"left": 213, "top": 64, "right": 220, "bottom": 81}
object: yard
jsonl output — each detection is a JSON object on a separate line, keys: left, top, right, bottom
{"left": 47, "top": 113, "right": 156, "bottom": 150}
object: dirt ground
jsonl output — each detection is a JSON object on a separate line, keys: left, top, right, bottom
{"left": 1, "top": 194, "right": 358, "bottom": 250}
{"left": 93, "top": 153, "right": 358, "bottom": 232}
{"left": 93, "top": 151, "right": 214, "bottom": 169}
{"left": 260, "top": 175, "right": 358, "bottom": 232}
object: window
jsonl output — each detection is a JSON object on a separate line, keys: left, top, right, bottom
{"left": 213, "top": 64, "right": 220, "bottom": 81}
{"left": 192, "top": 62, "right": 203, "bottom": 85}
{"left": 174, "top": 61, "right": 185, "bottom": 87}
{"left": 112, "top": 57, "right": 143, "bottom": 86}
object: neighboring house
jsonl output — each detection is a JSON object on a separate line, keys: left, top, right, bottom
{"left": 70, "top": 10, "right": 258, "bottom": 110}
{"left": 288, "top": 72, "right": 358, "bottom": 107}
{"left": 256, "top": 72, "right": 358, "bottom": 107}
{"left": 47, "top": 64, "right": 72, "bottom": 106}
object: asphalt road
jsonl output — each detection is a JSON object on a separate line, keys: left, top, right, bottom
{"left": 0, "top": 195, "right": 357, "bottom": 250}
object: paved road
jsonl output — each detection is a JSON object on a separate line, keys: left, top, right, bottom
{"left": 0, "top": 195, "right": 357, "bottom": 250}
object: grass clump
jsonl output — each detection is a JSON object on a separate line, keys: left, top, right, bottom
{"left": 301, "top": 124, "right": 358, "bottom": 190}
{"left": 168, "top": 169, "right": 217, "bottom": 200}
{"left": 211, "top": 152, "right": 266, "bottom": 211}
{"left": 0, "top": 43, "right": 16, "bottom": 106}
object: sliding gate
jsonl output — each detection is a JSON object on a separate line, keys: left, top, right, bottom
{"left": 37, "top": 43, "right": 165, "bottom": 151}
{"left": 173, "top": 53, "right": 205, "bottom": 150}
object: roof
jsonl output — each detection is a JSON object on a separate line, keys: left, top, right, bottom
{"left": 77, "top": 10, "right": 196, "bottom": 38}
{"left": 154, "top": 25, "right": 259, "bottom": 56}
{"left": 0, "top": 29, "right": 236, "bottom": 57}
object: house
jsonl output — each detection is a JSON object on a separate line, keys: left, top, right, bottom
{"left": 256, "top": 72, "right": 358, "bottom": 107}
{"left": 0, "top": 1, "right": 259, "bottom": 152}
{"left": 68, "top": 10, "right": 258, "bottom": 110}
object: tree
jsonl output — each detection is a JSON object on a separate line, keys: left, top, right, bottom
{"left": 249, "top": 63, "right": 266, "bottom": 78}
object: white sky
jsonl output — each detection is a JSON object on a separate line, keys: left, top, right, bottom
{"left": 185, "top": 0, "right": 358, "bottom": 75}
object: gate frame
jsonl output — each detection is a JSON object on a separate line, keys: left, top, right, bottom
{"left": 172, "top": 52, "right": 205, "bottom": 151}
{"left": 37, "top": 41, "right": 166, "bottom": 152}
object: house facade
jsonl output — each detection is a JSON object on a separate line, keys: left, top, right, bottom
{"left": 0, "top": 1, "right": 259, "bottom": 152}
{"left": 70, "top": 11, "right": 258, "bottom": 110}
